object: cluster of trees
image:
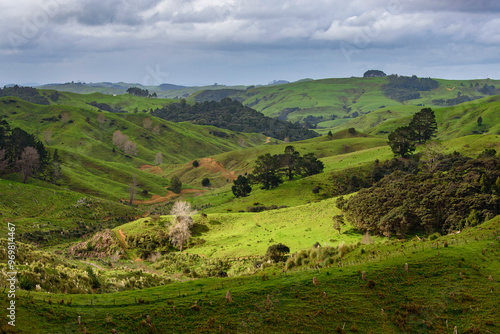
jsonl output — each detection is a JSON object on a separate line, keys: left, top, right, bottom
{"left": 0, "top": 120, "right": 61, "bottom": 183}
{"left": 432, "top": 94, "right": 483, "bottom": 106}
{"left": 382, "top": 75, "right": 439, "bottom": 102}
{"left": 248, "top": 146, "right": 324, "bottom": 191}
{"left": 112, "top": 130, "right": 138, "bottom": 156}
{"left": 150, "top": 98, "right": 319, "bottom": 141}
{"left": 329, "top": 157, "right": 420, "bottom": 196}
{"left": 388, "top": 108, "right": 437, "bottom": 157}
{"left": 0, "top": 85, "right": 49, "bottom": 105}
{"left": 363, "top": 70, "right": 386, "bottom": 78}
{"left": 87, "top": 101, "right": 126, "bottom": 113}
{"left": 126, "top": 87, "right": 157, "bottom": 98}
{"left": 338, "top": 151, "right": 500, "bottom": 237}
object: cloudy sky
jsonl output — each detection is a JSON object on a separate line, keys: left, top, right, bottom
{"left": 1, "top": 0, "right": 499, "bottom": 86}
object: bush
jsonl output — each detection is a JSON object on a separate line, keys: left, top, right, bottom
{"left": 429, "top": 232, "right": 441, "bottom": 241}
{"left": 192, "top": 160, "right": 199, "bottom": 167}
{"left": 201, "top": 178, "right": 211, "bottom": 187}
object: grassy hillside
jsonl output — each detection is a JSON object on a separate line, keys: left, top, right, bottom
{"left": 0, "top": 97, "right": 268, "bottom": 200}
{"left": 3, "top": 217, "right": 498, "bottom": 333}
{"left": 200, "top": 77, "right": 500, "bottom": 133}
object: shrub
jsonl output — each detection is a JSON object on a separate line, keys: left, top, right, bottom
{"left": 366, "top": 280, "right": 376, "bottom": 289}
{"left": 192, "top": 160, "right": 199, "bottom": 167}
{"left": 429, "top": 232, "right": 441, "bottom": 241}
{"left": 201, "top": 178, "right": 211, "bottom": 187}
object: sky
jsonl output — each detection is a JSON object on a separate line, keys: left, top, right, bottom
{"left": 1, "top": 0, "right": 500, "bottom": 86}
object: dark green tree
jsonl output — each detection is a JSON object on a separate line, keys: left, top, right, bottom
{"left": 298, "top": 153, "right": 324, "bottom": 177}
{"left": 201, "top": 177, "right": 211, "bottom": 187}
{"left": 388, "top": 126, "right": 416, "bottom": 158}
{"left": 232, "top": 175, "right": 252, "bottom": 197}
{"left": 409, "top": 108, "right": 437, "bottom": 144}
{"left": 477, "top": 116, "right": 483, "bottom": 126}
{"left": 170, "top": 176, "right": 182, "bottom": 194}
{"left": 265, "top": 243, "right": 290, "bottom": 262}
{"left": 282, "top": 145, "right": 301, "bottom": 180}
{"left": 250, "top": 153, "right": 283, "bottom": 190}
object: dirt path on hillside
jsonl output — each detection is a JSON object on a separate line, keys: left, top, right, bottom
{"left": 139, "top": 164, "right": 163, "bottom": 175}
{"left": 265, "top": 136, "right": 271, "bottom": 143}
{"left": 193, "top": 158, "right": 237, "bottom": 181}
{"left": 130, "top": 188, "right": 207, "bottom": 205}
{"left": 82, "top": 261, "right": 106, "bottom": 271}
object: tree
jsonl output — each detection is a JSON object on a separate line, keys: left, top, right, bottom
{"left": 154, "top": 152, "right": 163, "bottom": 165}
{"left": 201, "top": 178, "right": 211, "bottom": 187}
{"left": 112, "top": 130, "right": 128, "bottom": 150}
{"left": 265, "top": 243, "right": 290, "bottom": 262}
{"left": 477, "top": 116, "right": 483, "bottom": 127}
{"left": 363, "top": 70, "right": 386, "bottom": 77}
{"left": 123, "top": 140, "right": 138, "bottom": 156}
{"left": 409, "top": 108, "right": 437, "bottom": 144}
{"left": 192, "top": 160, "right": 199, "bottom": 167}
{"left": 42, "top": 130, "right": 52, "bottom": 144}
{"left": 170, "top": 176, "right": 182, "bottom": 194}
{"left": 97, "top": 113, "right": 106, "bottom": 124}
{"left": 388, "top": 126, "right": 416, "bottom": 158}
{"left": 332, "top": 215, "right": 345, "bottom": 235}
{"left": 129, "top": 172, "right": 137, "bottom": 205}
{"left": 169, "top": 201, "right": 197, "bottom": 251}
{"left": 52, "top": 149, "right": 62, "bottom": 182}
{"left": 232, "top": 175, "right": 252, "bottom": 197}
{"left": 143, "top": 118, "right": 153, "bottom": 130}
{"left": 298, "top": 153, "right": 324, "bottom": 177}
{"left": 283, "top": 146, "right": 301, "bottom": 180}
{"left": 250, "top": 153, "right": 283, "bottom": 190}
{"left": 16, "top": 147, "right": 39, "bottom": 182}
{"left": 421, "top": 141, "right": 444, "bottom": 173}
{"left": 0, "top": 149, "right": 7, "bottom": 174}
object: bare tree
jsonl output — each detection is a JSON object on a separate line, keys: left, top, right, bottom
{"left": 43, "top": 130, "right": 52, "bottom": 144}
{"left": 152, "top": 125, "right": 161, "bottom": 135}
{"left": 0, "top": 149, "right": 8, "bottom": 173}
{"left": 97, "top": 113, "right": 106, "bottom": 124}
{"left": 421, "top": 141, "right": 445, "bottom": 173}
{"left": 124, "top": 140, "right": 138, "bottom": 156}
{"left": 154, "top": 152, "right": 163, "bottom": 165}
{"left": 112, "top": 130, "right": 128, "bottom": 150}
{"left": 129, "top": 172, "right": 137, "bottom": 205}
{"left": 168, "top": 201, "right": 197, "bottom": 251}
{"left": 16, "top": 147, "right": 39, "bottom": 183}
{"left": 60, "top": 112, "right": 70, "bottom": 123}
{"left": 333, "top": 214, "right": 345, "bottom": 235}
{"left": 143, "top": 118, "right": 153, "bottom": 130}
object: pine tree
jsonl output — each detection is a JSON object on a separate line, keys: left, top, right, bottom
{"left": 388, "top": 126, "right": 416, "bottom": 158}
{"left": 409, "top": 108, "right": 437, "bottom": 144}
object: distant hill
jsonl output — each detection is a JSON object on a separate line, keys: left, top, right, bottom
{"left": 150, "top": 98, "right": 319, "bottom": 141}
{"left": 188, "top": 77, "right": 500, "bottom": 133}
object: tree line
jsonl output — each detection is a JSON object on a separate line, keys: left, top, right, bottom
{"left": 0, "top": 85, "right": 50, "bottom": 105}
{"left": 232, "top": 146, "right": 324, "bottom": 197}
{"left": 126, "top": 87, "right": 157, "bottom": 98}
{"left": 0, "top": 120, "right": 61, "bottom": 183}
{"left": 388, "top": 108, "right": 437, "bottom": 157}
{"left": 382, "top": 75, "right": 439, "bottom": 102}
{"left": 337, "top": 150, "right": 500, "bottom": 237}
{"left": 150, "top": 98, "right": 319, "bottom": 141}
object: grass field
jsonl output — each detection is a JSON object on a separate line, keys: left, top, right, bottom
{"left": 2, "top": 217, "right": 498, "bottom": 333}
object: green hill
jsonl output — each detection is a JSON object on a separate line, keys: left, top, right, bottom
{"left": 189, "top": 77, "right": 500, "bottom": 133}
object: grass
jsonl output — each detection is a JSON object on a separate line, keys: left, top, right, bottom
{"left": 3, "top": 217, "right": 498, "bottom": 333}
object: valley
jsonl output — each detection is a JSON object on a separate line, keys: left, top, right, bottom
{"left": 0, "top": 76, "right": 499, "bottom": 333}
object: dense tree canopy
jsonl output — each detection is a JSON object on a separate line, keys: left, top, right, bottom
{"left": 341, "top": 152, "right": 500, "bottom": 237}
{"left": 382, "top": 75, "right": 439, "bottom": 102}
{"left": 0, "top": 85, "right": 49, "bottom": 105}
{"left": 150, "top": 98, "right": 319, "bottom": 141}
{"left": 0, "top": 120, "right": 52, "bottom": 182}
{"left": 249, "top": 147, "right": 324, "bottom": 190}
{"left": 232, "top": 175, "right": 252, "bottom": 197}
